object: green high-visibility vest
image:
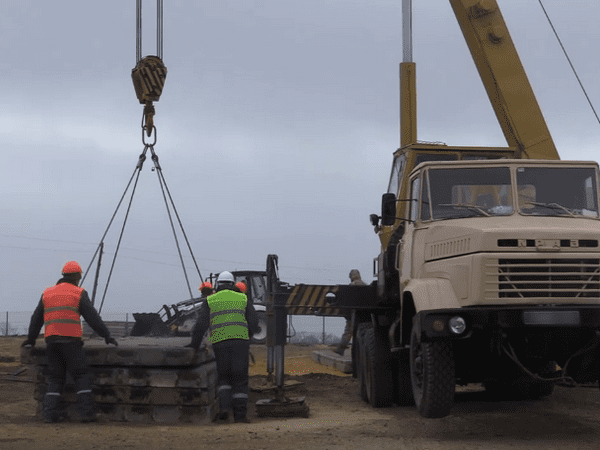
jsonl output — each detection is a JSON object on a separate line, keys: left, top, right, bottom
{"left": 207, "top": 290, "right": 249, "bottom": 344}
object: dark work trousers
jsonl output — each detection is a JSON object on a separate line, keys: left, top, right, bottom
{"left": 212, "top": 339, "right": 250, "bottom": 421}
{"left": 45, "top": 340, "right": 94, "bottom": 421}
{"left": 336, "top": 319, "right": 352, "bottom": 354}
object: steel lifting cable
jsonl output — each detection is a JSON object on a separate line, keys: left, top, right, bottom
{"left": 136, "top": 0, "right": 163, "bottom": 64}
{"left": 147, "top": 144, "right": 206, "bottom": 294}
{"left": 86, "top": 0, "right": 204, "bottom": 313}
{"left": 97, "top": 151, "right": 147, "bottom": 314}
{"left": 81, "top": 166, "right": 142, "bottom": 286}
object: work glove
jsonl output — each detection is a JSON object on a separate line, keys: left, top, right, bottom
{"left": 105, "top": 337, "right": 118, "bottom": 346}
{"left": 21, "top": 339, "right": 36, "bottom": 348}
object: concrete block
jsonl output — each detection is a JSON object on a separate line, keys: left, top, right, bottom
{"left": 311, "top": 349, "right": 352, "bottom": 374}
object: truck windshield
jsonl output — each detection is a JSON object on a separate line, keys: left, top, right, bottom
{"left": 517, "top": 167, "right": 599, "bottom": 218}
{"left": 427, "top": 167, "right": 513, "bottom": 220}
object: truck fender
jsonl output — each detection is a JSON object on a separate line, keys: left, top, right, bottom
{"left": 404, "top": 278, "right": 461, "bottom": 313}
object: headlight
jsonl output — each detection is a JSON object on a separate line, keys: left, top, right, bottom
{"left": 449, "top": 316, "right": 466, "bottom": 335}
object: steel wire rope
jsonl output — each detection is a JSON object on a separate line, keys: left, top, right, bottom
{"left": 136, "top": 0, "right": 163, "bottom": 62}
{"left": 538, "top": 0, "right": 600, "bottom": 127}
{"left": 97, "top": 149, "right": 147, "bottom": 314}
{"left": 136, "top": 0, "right": 142, "bottom": 63}
{"left": 157, "top": 0, "right": 163, "bottom": 60}
{"left": 149, "top": 146, "right": 197, "bottom": 299}
{"left": 149, "top": 148, "right": 205, "bottom": 286}
{"left": 81, "top": 164, "right": 142, "bottom": 286}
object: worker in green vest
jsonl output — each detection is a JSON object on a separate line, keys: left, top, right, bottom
{"left": 186, "top": 271, "right": 260, "bottom": 423}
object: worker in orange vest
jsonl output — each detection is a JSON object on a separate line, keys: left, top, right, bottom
{"left": 199, "top": 280, "right": 215, "bottom": 297}
{"left": 22, "top": 261, "right": 118, "bottom": 423}
{"left": 235, "top": 281, "right": 247, "bottom": 293}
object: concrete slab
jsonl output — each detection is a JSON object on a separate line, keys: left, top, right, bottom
{"left": 311, "top": 348, "right": 352, "bottom": 374}
{"left": 22, "top": 336, "right": 214, "bottom": 367}
{"left": 24, "top": 336, "right": 219, "bottom": 423}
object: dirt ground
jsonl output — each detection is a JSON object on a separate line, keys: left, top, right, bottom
{"left": 3, "top": 337, "right": 600, "bottom": 450}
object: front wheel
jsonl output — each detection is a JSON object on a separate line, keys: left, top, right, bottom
{"left": 395, "top": 350, "right": 415, "bottom": 406}
{"left": 410, "top": 321, "right": 455, "bottom": 418}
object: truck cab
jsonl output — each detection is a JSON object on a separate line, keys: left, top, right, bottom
{"left": 372, "top": 143, "right": 516, "bottom": 301}
{"left": 368, "top": 157, "right": 600, "bottom": 418}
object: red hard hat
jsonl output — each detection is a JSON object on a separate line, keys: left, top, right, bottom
{"left": 62, "top": 261, "right": 82, "bottom": 274}
{"left": 236, "top": 281, "right": 247, "bottom": 293}
{"left": 199, "top": 281, "right": 213, "bottom": 291}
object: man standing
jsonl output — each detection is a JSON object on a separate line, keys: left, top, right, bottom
{"left": 186, "top": 271, "right": 259, "bottom": 424}
{"left": 334, "top": 269, "right": 365, "bottom": 356}
{"left": 22, "top": 261, "right": 118, "bottom": 423}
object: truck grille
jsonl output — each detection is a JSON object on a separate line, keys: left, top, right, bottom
{"left": 485, "top": 258, "right": 600, "bottom": 300}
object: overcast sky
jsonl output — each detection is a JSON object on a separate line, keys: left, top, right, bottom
{"left": 3, "top": 1, "right": 600, "bottom": 334}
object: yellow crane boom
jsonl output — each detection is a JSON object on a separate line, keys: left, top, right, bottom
{"left": 449, "top": 0, "right": 559, "bottom": 159}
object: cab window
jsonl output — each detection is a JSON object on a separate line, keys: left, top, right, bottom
{"left": 388, "top": 154, "right": 406, "bottom": 195}
{"left": 410, "top": 177, "right": 421, "bottom": 222}
{"left": 421, "top": 171, "right": 432, "bottom": 221}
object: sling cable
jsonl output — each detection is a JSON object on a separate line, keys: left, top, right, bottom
{"left": 82, "top": 0, "right": 204, "bottom": 314}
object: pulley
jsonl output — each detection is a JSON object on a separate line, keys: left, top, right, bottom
{"left": 132, "top": 0, "right": 167, "bottom": 136}
{"left": 132, "top": 56, "right": 167, "bottom": 136}
{"left": 132, "top": 55, "right": 167, "bottom": 105}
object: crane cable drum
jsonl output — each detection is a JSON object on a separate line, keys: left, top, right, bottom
{"left": 132, "top": 0, "right": 167, "bottom": 137}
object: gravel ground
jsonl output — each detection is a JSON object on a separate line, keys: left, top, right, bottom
{"left": 2, "top": 336, "right": 600, "bottom": 450}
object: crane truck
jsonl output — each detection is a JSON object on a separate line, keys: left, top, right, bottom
{"left": 322, "top": 0, "right": 600, "bottom": 418}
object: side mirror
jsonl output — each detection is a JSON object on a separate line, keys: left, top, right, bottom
{"left": 369, "top": 214, "right": 380, "bottom": 227}
{"left": 381, "top": 193, "right": 397, "bottom": 226}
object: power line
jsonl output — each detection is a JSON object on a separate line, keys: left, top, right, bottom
{"left": 538, "top": 0, "right": 600, "bottom": 127}
{"left": 0, "top": 232, "right": 97, "bottom": 246}
{"left": 1, "top": 233, "right": 362, "bottom": 276}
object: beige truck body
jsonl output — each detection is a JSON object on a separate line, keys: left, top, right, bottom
{"left": 401, "top": 159, "right": 600, "bottom": 312}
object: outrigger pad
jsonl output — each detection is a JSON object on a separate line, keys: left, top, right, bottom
{"left": 255, "top": 397, "right": 309, "bottom": 418}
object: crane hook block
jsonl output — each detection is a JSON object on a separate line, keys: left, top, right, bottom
{"left": 132, "top": 55, "right": 168, "bottom": 104}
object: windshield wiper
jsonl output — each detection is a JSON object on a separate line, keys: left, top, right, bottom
{"left": 523, "top": 202, "right": 575, "bottom": 217}
{"left": 438, "top": 203, "right": 490, "bottom": 217}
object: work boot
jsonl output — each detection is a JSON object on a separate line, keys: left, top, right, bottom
{"left": 76, "top": 391, "right": 97, "bottom": 423}
{"left": 232, "top": 397, "right": 248, "bottom": 423}
{"left": 43, "top": 393, "right": 63, "bottom": 423}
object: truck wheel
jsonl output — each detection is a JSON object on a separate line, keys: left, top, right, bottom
{"left": 360, "top": 323, "right": 394, "bottom": 407}
{"left": 395, "top": 350, "right": 415, "bottom": 406}
{"left": 410, "top": 324, "right": 455, "bottom": 418}
{"left": 357, "top": 332, "right": 368, "bottom": 402}
{"left": 251, "top": 311, "right": 267, "bottom": 345}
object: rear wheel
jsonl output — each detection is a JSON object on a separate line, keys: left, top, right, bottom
{"left": 360, "top": 323, "right": 394, "bottom": 407}
{"left": 410, "top": 321, "right": 455, "bottom": 418}
{"left": 356, "top": 329, "right": 368, "bottom": 402}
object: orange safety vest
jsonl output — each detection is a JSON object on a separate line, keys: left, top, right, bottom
{"left": 42, "top": 283, "right": 84, "bottom": 338}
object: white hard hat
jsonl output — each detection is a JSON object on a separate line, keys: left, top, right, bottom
{"left": 216, "top": 271, "right": 235, "bottom": 286}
